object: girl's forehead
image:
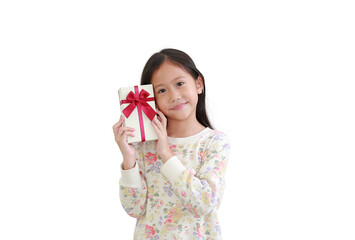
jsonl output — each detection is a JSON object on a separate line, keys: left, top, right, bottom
{"left": 152, "top": 61, "right": 190, "bottom": 84}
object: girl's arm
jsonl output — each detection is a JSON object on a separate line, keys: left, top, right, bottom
{"left": 161, "top": 133, "right": 230, "bottom": 217}
{"left": 119, "top": 143, "right": 148, "bottom": 218}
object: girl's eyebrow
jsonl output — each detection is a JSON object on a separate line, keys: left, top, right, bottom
{"left": 154, "top": 76, "right": 185, "bottom": 88}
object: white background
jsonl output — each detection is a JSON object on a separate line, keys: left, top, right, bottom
{"left": 1, "top": 0, "right": 354, "bottom": 239}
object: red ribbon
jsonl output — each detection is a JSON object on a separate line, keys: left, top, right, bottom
{"left": 120, "top": 86, "right": 156, "bottom": 142}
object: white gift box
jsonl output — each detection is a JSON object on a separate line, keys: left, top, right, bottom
{"left": 118, "top": 84, "right": 158, "bottom": 143}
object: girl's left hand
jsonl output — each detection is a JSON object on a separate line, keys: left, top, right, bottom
{"left": 151, "top": 109, "right": 174, "bottom": 163}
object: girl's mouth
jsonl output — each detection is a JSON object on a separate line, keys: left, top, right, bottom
{"left": 172, "top": 103, "right": 186, "bottom": 110}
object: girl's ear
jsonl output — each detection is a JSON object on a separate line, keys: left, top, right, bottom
{"left": 196, "top": 76, "right": 204, "bottom": 94}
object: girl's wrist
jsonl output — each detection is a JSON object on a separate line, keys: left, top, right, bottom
{"left": 160, "top": 151, "right": 174, "bottom": 163}
{"left": 122, "top": 160, "right": 136, "bottom": 170}
{"left": 122, "top": 156, "right": 136, "bottom": 170}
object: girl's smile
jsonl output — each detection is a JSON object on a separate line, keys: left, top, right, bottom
{"left": 151, "top": 60, "right": 203, "bottom": 123}
{"left": 171, "top": 102, "right": 187, "bottom": 110}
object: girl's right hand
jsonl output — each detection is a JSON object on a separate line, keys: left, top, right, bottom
{"left": 112, "top": 115, "right": 136, "bottom": 170}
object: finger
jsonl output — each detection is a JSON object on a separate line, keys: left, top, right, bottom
{"left": 156, "top": 110, "right": 167, "bottom": 126}
{"left": 117, "top": 131, "right": 135, "bottom": 146}
{"left": 156, "top": 109, "right": 163, "bottom": 116}
{"left": 117, "top": 129, "right": 135, "bottom": 143}
{"left": 152, "top": 116, "right": 163, "bottom": 130}
{"left": 115, "top": 115, "right": 125, "bottom": 127}
{"left": 118, "top": 126, "right": 136, "bottom": 134}
{"left": 151, "top": 118, "right": 161, "bottom": 135}
{"left": 113, "top": 122, "right": 121, "bottom": 138}
{"left": 155, "top": 110, "right": 163, "bottom": 122}
{"left": 151, "top": 123, "right": 162, "bottom": 139}
{"left": 117, "top": 126, "right": 136, "bottom": 138}
{"left": 112, "top": 116, "right": 125, "bottom": 132}
{"left": 122, "top": 130, "right": 135, "bottom": 139}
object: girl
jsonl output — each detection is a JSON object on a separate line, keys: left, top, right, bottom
{"left": 112, "top": 49, "right": 230, "bottom": 240}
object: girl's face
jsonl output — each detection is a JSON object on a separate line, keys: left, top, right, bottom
{"left": 151, "top": 61, "right": 203, "bottom": 122}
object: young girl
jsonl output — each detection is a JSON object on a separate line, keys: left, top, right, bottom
{"left": 112, "top": 49, "right": 230, "bottom": 240}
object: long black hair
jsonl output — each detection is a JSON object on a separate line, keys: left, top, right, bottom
{"left": 140, "top": 48, "right": 213, "bottom": 129}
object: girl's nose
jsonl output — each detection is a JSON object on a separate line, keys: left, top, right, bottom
{"left": 169, "top": 89, "right": 181, "bottom": 102}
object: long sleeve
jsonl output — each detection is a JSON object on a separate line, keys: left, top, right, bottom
{"left": 161, "top": 133, "right": 230, "bottom": 218}
{"left": 119, "top": 143, "right": 147, "bottom": 218}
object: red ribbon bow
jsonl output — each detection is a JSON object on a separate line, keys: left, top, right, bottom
{"left": 120, "top": 86, "right": 156, "bottom": 142}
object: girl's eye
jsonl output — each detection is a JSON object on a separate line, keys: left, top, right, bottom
{"left": 158, "top": 89, "right": 166, "bottom": 94}
{"left": 177, "top": 82, "right": 184, "bottom": 87}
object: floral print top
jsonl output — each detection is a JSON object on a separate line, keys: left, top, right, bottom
{"left": 119, "top": 127, "right": 230, "bottom": 240}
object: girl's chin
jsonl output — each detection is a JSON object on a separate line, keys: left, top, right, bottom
{"left": 166, "top": 112, "right": 194, "bottom": 122}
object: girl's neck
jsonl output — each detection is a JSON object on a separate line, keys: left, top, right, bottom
{"left": 167, "top": 118, "right": 206, "bottom": 138}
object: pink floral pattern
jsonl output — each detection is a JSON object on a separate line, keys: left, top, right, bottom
{"left": 145, "top": 224, "right": 155, "bottom": 238}
{"left": 145, "top": 152, "right": 157, "bottom": 165}
{"left": 119, "top": 129, "right": 230, "bottom": 239}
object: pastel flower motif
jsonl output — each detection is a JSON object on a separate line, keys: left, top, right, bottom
{"left": 148, "top": 161, "right": 162, "bottom": 174}
{"left": 164, "top": 219, "right": 177, "bottom": 231}
{"left": 157, "top": 199, "right": 164, "bottom": 209}
{"left": 124, "top": 188, "right": 136, "bottom": 197}
{"left": 193, "top": 190, "right": 201, "bottom": 198}
{"left": 168, "top": 207, "right": 183, "bottom": 221}
{"left": 222, "top": 142, "right": 230, "bottom": 150}
{"left": 198, "top": 151, "right": 204, "bottom": 161}
{"left": 145, "top": 152, "right": 157, "bottom": 165}
{"left": 168, "top": 209, "right": 175, "bottom": 218}
{"left": 201, "top": 180, "right": 209, "bottom": 188}
{"left": 216, "top": 160, "right": 225, "bottom": 172}
{"left": 158, "top": 216, "right": 163, "bottom": 226}
{"left": 121, "top": 204, "right": 130, "bottom": 213}
{"left": 181, "top": 191, "right": 186, "bottom": 197}
{"left": 145, "top": 224, "right": 155, "bottom": 238}
{"left": 201, "top": 192, "right": 211, "bottom": 205}
{"left": 203, "top": 166, "right": 211, "bottom": 175}
{"left": 147, "top": 187, "right": 155, "bottom": 199}
{"left": 214, "top": 133, "right": 222, "bottom": 140}
{"left": 197, "top": 226, "right": 204, "bottom": 237}
{"left": 169, "top": 145, "right": 177, "bottom": 153}
{"left": 211, "top": 192, "right": 216, "bottom": 204}
{"left": 181, "top": 169, "right": 195, "bottom": 184}
{"left": 163, "top": 185, "right": 173, "bottom": 197}
{"left": 185, "top": 203, "right": 199, "bottom": 218}
{"left": 216, "top": 224, "right": 222, "bottom": 235}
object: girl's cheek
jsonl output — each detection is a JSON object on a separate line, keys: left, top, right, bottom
{"left": 155, "top": 98, "right": 163, "bottom": 109}
{"left": 155, "top": 103, "right": 162, "bottom": 113}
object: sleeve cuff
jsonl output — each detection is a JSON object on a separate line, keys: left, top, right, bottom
{"left": 161, "top": 156, "right": 186, "bottom": 183}
{"left": 119, "top": 161, "right": 141, "bottom": 188}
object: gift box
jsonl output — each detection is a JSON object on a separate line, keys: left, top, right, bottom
{"left": 118, "top": 84, "right": 158, "bottom": 143}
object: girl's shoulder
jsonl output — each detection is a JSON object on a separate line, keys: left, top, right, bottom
{"left": 197, "top": 128, "right": 230, "bottom": 148}
{"left": 198, "top": 129, "right": 230, "bottom": 157}
{"left": 203, "top": 128, "right": 229, "bottom": 141}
